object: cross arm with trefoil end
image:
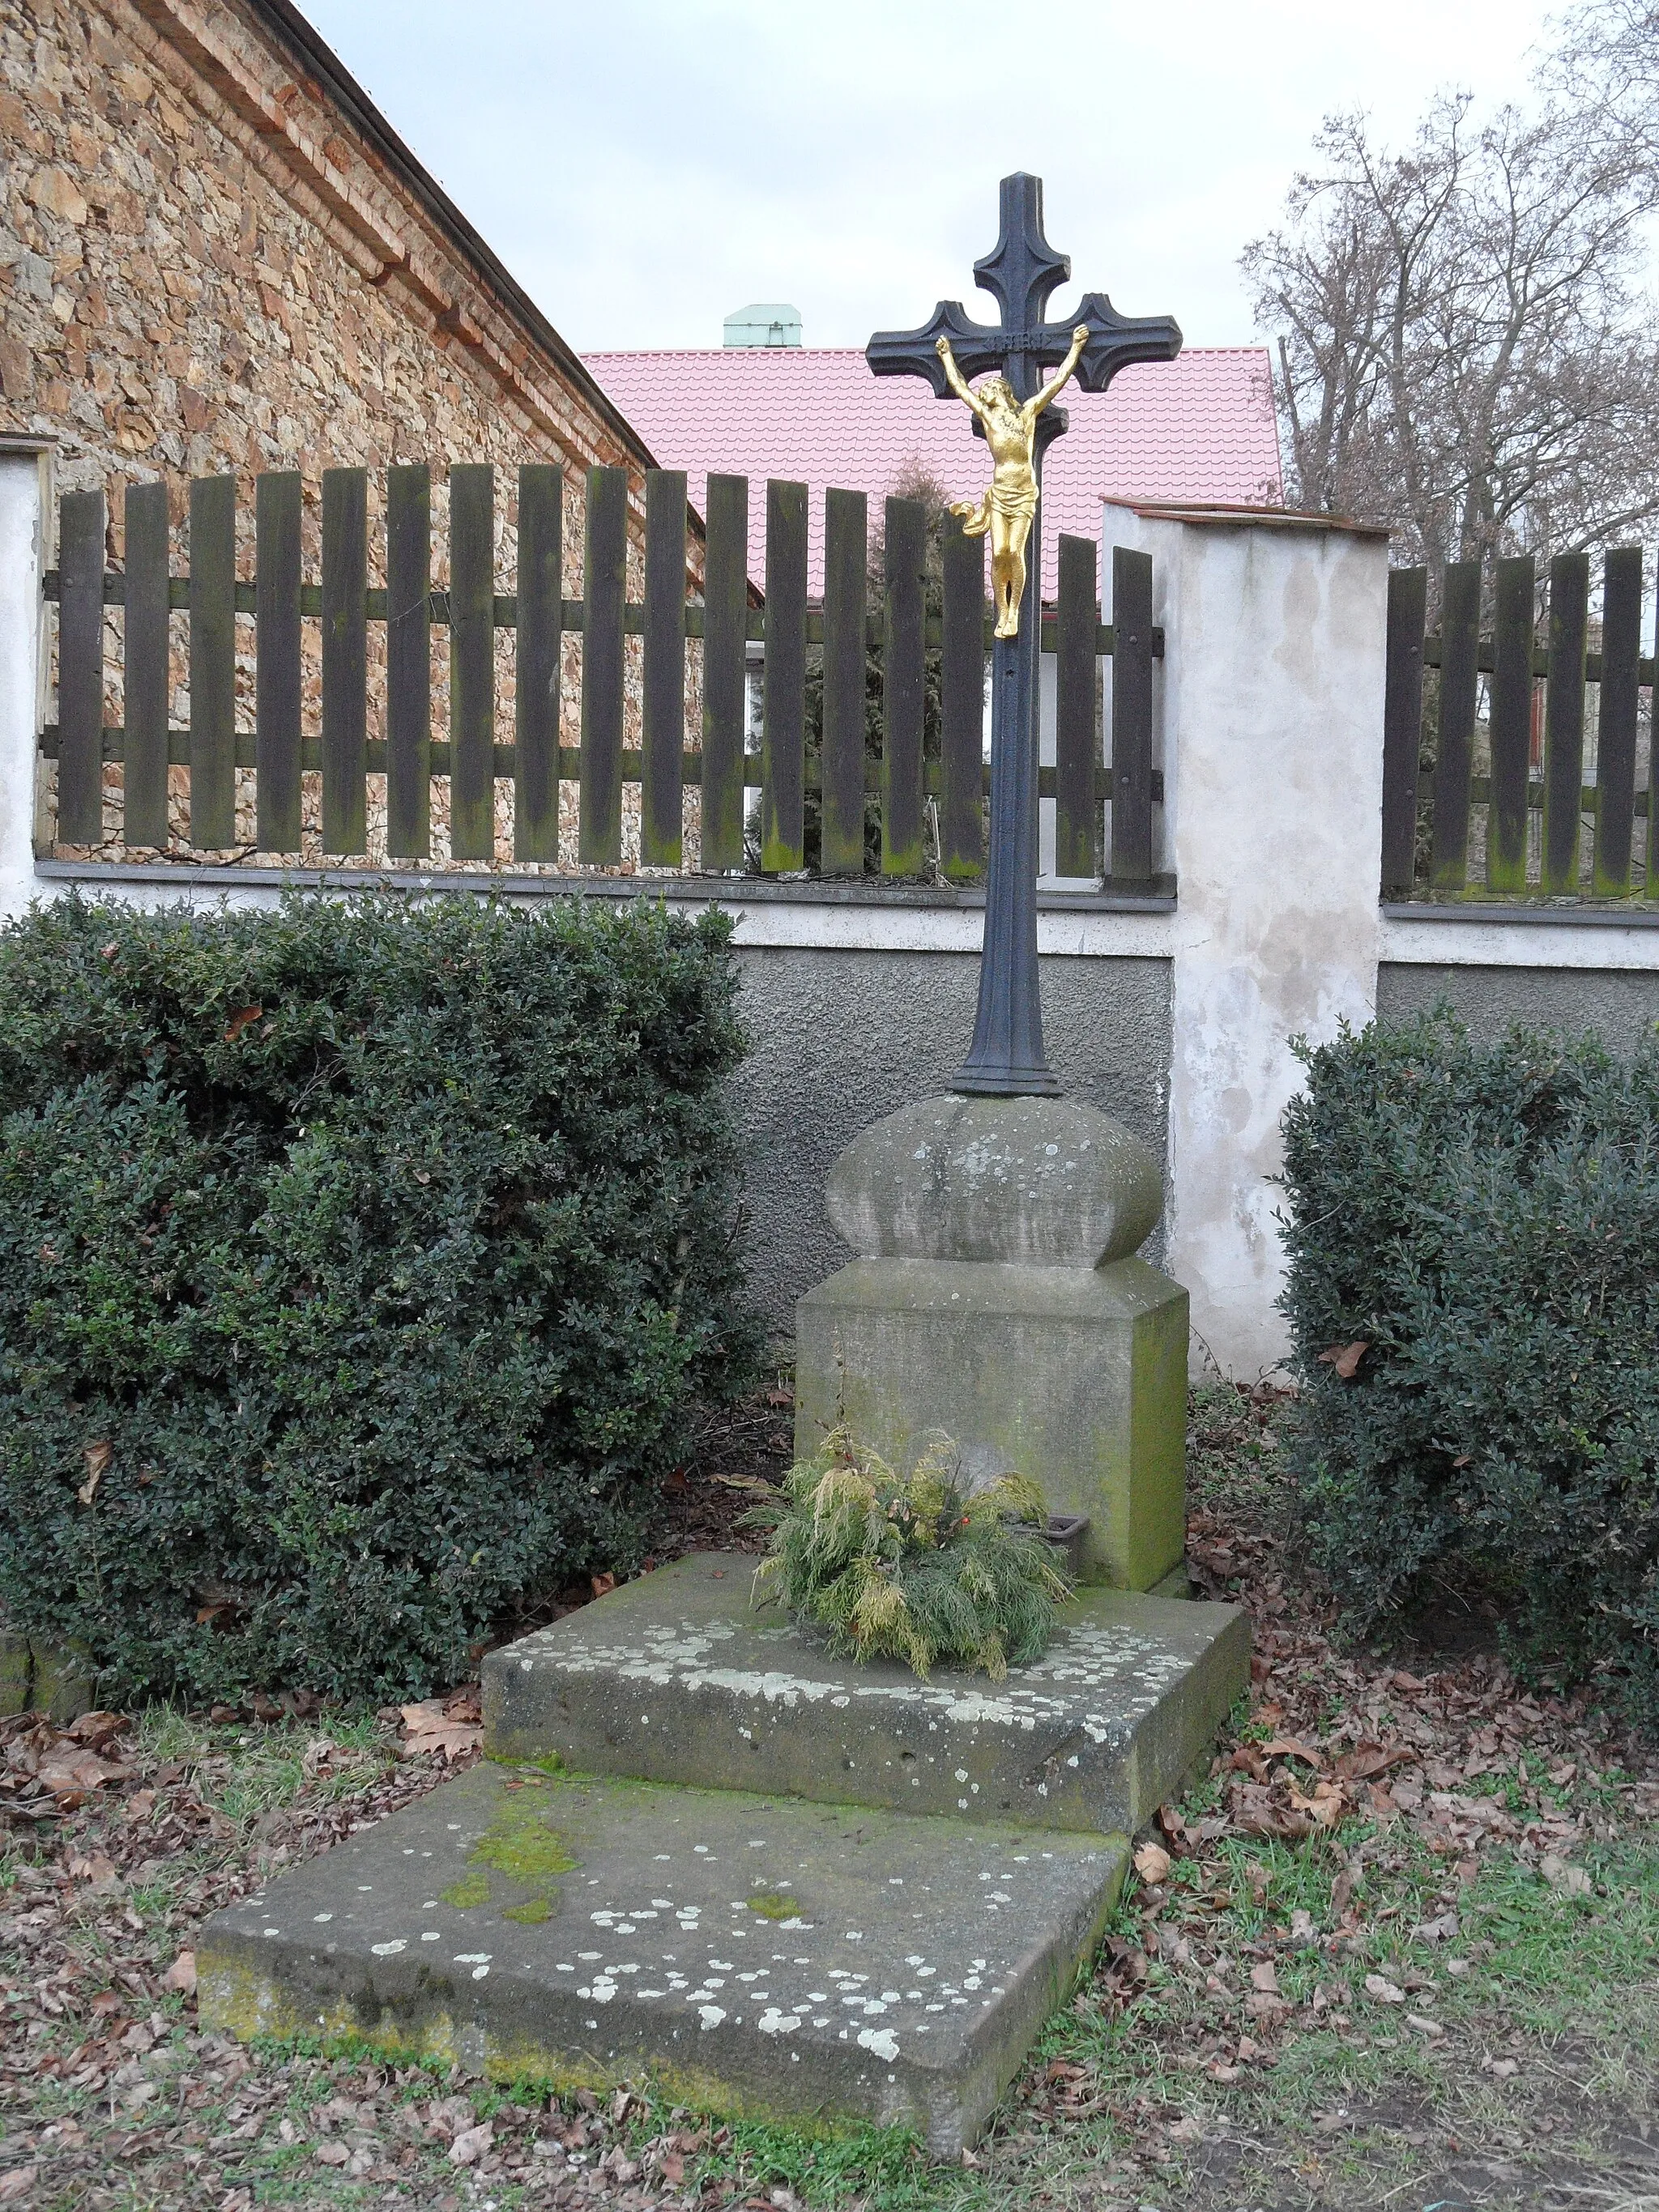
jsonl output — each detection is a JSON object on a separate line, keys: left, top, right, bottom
{"left": 865, "top": 173, "right": 1182, "bottom": 443}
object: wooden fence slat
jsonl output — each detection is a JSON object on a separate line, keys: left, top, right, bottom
{"left": 699, "top": 473, "right": 748, "bottom": 872}
{"left": 881, "top": 494, "right": 925, "bottom": 877}
{"left": 641, "top": 468, "right": 687, "bottom": 867}
{"left": 385, "top": 462, "right": 430, "bottom": 859}
{"left": 57, "top": 489, "right": 106, "bottom": 844}
{"left": 1593, "top": 545, "right": 1642, "bottom": 897}
{"left": 1055, "top": 532, "right": 1098, "bottom": 878}
{"left": 1110, "top": 544, "right": 1155, "bottom": 882}
{"left": 579, "top": 463, "right": 627, "bottom": 866}
{"left": 1430, "top": 560, "right": 1480, "bottom": 892}
{"left": 820, "top": 487, "right": 868, "bottom": 877}
{"left": 122, "top": 480, "right": 170, "bottom": 848}
{"left": 1380, "top": 564, "right": 1427, "bottom": 894}
{"left": 1487, "top": 553, "right": 1535, "bottom": 893}
{"left": 189, "top": 473, "right": 237, "bottom": 850}
{"left": 254, "top": 471, "right": 302, "bottom": 853}
{"left": 514, "top": 463, "right": 561, "bottom": 864}
{"left": 449, "top": 462, "right": 495, "bottom": 862}
{"left": 761, "top": 478, "right": 807, "bottom": 872}
{"left": 939, "top": 516, "right": 985, "bottom": 882}
{"left": 319, "top": 467, "right": 366, "bottom": 855}
{"left": 1541, "top": 550, "right": 1589, "bottom": 895}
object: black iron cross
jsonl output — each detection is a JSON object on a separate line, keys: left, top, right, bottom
{"left": 867, "top": 173, "right": 1180, "bottom": 1096}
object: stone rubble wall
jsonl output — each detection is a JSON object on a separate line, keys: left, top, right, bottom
{"left": 2, "top": 0, "right": 709, "bottom": 872}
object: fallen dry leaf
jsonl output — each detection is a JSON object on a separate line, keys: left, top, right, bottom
{"left": 398, "top": 1701, "right": 483, "bottom": 1764}
{"left": 37, "top": 1750, "right": 128, "bottom": 1801}
{"left": 450, "top": 2121, "right": 494, "bottom": 2166}
{"left": 1287, "top": 1777, "right": 1347, "bottom": 1828}
{"left": 1541, "top": 1855, "right": 1593, "bottom": 1896}
{"left": 78, "top": 1437, "right": 111, "bottom": 1506}
{"left": 1335, "top": 1739, "right": 1416, "bottom": 1782}
{"left": 1249, "top": 1961, "right": 1281, "bottom": 1995}
{"left": 1260, "top": 1736, "right": 1324, "bottom": 1768}
{"left": 162, "top": 1950, "right": 197, "bottom": 1995}
{"left": 1316, "top": 1340, "right": 1369, "bottom": 1379}
{"left": 590, "top": 1572, "right": 617, "bottom": 1599}
{"left": 1133, "top": 1841, "right": 1172, "bottom": 1884}
{"left": 1365, "top": 1973, "right": 1406, "bottom": 2004}
{"left": 66, "top": 1710, "right": 128, "bottom": 1751}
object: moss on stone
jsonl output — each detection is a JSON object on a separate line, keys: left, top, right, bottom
{"left": 471, "top": 1798, "right": 578, "bottom": 1886}
{"left": 746, "top": 1892, "right": 797, "bottom": 1920}
{"left": 485, "top": 1750, "right": 565, "bottom": 1775}
{"left": 440, "top": 1790, "right": 581, "bottom": 1919}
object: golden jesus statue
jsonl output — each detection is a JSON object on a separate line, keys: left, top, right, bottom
{"left": 936, "top": 323, "right": 1090, "bottom": 638}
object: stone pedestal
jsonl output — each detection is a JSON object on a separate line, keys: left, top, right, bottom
{"left": 795, "top": 1095, "right": 1188, "bottom": 1589}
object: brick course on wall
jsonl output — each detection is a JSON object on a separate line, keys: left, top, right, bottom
{"left": 4, "top": 0, "right": 708, "bottom": 872}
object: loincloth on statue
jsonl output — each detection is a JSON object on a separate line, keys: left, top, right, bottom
{"left": 953, "top": 479, "right": 1038, "bottom": 537}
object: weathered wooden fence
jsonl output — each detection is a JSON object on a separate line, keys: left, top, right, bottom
{"left": 1380, "top": 550, "right": 1658, "bottom": 901}
{"left": 42, "top": 463, "right": 1163, "bottom": 883}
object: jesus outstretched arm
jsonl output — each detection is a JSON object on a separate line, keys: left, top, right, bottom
{"left": 1026, "top": 325, "right": 1091, "bottom": 422}
{"left": 934, "top": 335, "right": 986, "bottom": 416}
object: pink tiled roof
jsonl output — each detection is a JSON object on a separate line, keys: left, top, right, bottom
{"left": 583, "top": 346, "right": 1282, "bottom": 599}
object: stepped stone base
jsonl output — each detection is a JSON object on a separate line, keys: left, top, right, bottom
{"left": 197, "top": 1762, "right": 1128, "bottom": 2155}
{"left": 201, "top": 1558, "right": 1246, "bottom": 2148}
{"left": 484, "top": 1554, "right": 1247, "bottom": 1837}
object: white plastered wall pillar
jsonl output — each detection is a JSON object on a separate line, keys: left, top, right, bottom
{"left": 0, "top": 441, "right": 51, "bottom": 922}
{"left": 1103, "top": 501, "right": 1390, "bottom": 1379}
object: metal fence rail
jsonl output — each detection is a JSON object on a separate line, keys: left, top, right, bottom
{"left": 42, "top": 463, "right": 1165, "bottom": 885}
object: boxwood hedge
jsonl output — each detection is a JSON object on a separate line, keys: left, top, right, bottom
{"left": 1278, "top": 1005, "right": 1659, "bottom": 1721}
{"left": 0, "top": 892, "right": 759, "bottom": 1703}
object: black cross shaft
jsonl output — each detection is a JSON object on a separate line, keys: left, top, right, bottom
{"left": 866, "top": 173, "right": 1180, "bottom": 1096}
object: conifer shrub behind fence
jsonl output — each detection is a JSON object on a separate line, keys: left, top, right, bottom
{"left": 1279, "top": 1008, "right": 1659, "bottom": 1723}
{"left": 0, "top": 893, "right": 758, "bottom": 1704}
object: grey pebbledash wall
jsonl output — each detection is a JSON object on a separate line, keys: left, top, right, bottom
{"left": 731, "top": 948, "right": 1172, "bottom": 1332}
{"left": 1377, "top": 962, "right": 1659, "bottom": 1052}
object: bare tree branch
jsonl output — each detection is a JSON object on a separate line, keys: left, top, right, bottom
{"left": 1243, "top": 37, "right": 1659, "bottom": 602}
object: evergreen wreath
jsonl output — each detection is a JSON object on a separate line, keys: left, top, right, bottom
{"left": 746, "top": 1426, "right": 1071, "bottom": 1679}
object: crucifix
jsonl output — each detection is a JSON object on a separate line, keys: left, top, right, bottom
{"left": 867, "top": 173, "right": 1180, "bottom": 1096}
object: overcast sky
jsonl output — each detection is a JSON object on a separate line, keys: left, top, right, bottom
{"left": 299, "top": 0, "right": 1559, "bottom": 356}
